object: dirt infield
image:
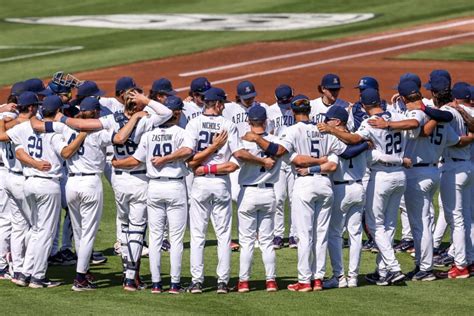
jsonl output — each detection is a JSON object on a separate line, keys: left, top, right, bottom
{"left": 1, "top": 17, "right": 474, "bottom": 103}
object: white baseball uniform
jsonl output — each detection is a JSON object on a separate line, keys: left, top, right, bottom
{"left": 133, "top": 124, "right": 194, "bottom": 284}
{"left": 439, "top": 105, "right": 472, "bottom": 268}
{"left": 7, "top": 121, "right": 67, "bottom": 280}
{"left": 0, "top": 140, "right": 11, "bottom": 273}
{"left": 231, "top": 133, "right": 282, "bottom": 282}
{"left": 309, "top": 97, "right": 348, "bottom": 124}
{"left": 356, "top": 111, "right": 407, "bottom": 276}
{"left": 280, "top": 121, "right": 346, "bottom": 283}
{"left": 186, "top": 113, "right": 243, "bottom": 284}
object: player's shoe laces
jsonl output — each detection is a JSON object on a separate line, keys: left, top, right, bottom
{"left": 237, "top": 280, "right": 250, "bottom": 293}
{"left": 29, "top": 277, "right": 62, "bottom": 289}
{"left": 323, "top": 275, "right": 347, "bottom": 289}
{"left": 123, "top": 278, "right": 137, "bottom": 292}
{"left": 187, "top": 282, "right": 203, "bottom": 294}
{"left": 169, "top": 282, "right": 182, "bottom": 294}
{"left": 230, "top": 241, "right": 240, "bottom": 252}
{"left": 412, "top": 270, "right": 436, "bottom": 281}
{"left": 160, "top": 239, "right": 170, "bottom": 252}
{"left": 90, "top": 251, "right": 107, "bottom": 265}
{"left": 151, "top": 282, "right": 163, "bottom": 294}
{"left": 72, "top": 279, "right": 97, "bottom": 291}
{"left": 347, "top": 276, "right": 358, "bottom": 288}
{"left": 266, "top": 279, "right": 278, "bottom": 292}
{"left": 272, "top": 236, "right": 284, "bottom": 250}
{"left": 14, "top": 273, "right": 30, "bottom": 287}
{"left": 312, "top": 279, "right": 323, "bottom": 291}
{"left": 216, "top": 282, "right": 229, "bottom": 294}
{"left": 288, "top": 236, "right": 298, "bottom": 249}
{"left": 287, "top": 282, "right": 312, "bottom": 292}
{"left": 0, "top": 267, "right": 12, "bottom": 280}
{"left": 365, "top": 271, "right": 380, "bottom": 284}
{"left": 394, "top": 238, "right": 414, "bottom": 253}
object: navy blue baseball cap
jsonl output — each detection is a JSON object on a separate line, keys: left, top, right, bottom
{"left": 203, "top": 87, "right": 227, "bottom": 102}
{"left": 424, "top": 69, "right": 451, "bottom": 90}
{"left": 398, "top": 80, "right": 420, "bottom": 97}
{"left": 321, "top": 74, "right": 342, "bottom": 89}
{"left": 17, "top": 91, "right": 39, "bottom": 107}
{"left": 237, "top": 81, "right": 257, "bottom": 99}
{"left": 399, "top": 73, "right": 421, "bottom": 88}
{"left": 42, "top": 95, "right": 63, "bottom": 112}
{"left": 451, "top": 82, "right": 471, "bottom": 100}
{"left": 355, "top": 76, "right": 378, "bottom": 91}
{"left": 151, "top": 78, "right": 176, "bottom": 95}
{"left": 430, "top": 76, "right": 450, "bottom": 93}
{"left": 190, "top": 77, "right": 211, "bottom": 94}
{"left": 325, "top": 105, "right": 348, "bottom": 123}
{"left": 275, "top": 84, "right": 293, "bottom": 104}
{"left": 470, "top": 86, "right": 474, "bottom": 101}
{"left": 24, "top": 78, "right": 45, "bottom": 93}
{"left": 76, "top": 81, "right": 106, "bottom": 97}
{"left": 115, "top": 76, "right": 137, "bottom": 92}
{"left": 79, "top": 96, "right": 101, "bottom": 112}
{"left": 248, "top": 103, "right": 267, "bottom": 121}
{"left": 290, "top": 94, "right": 311, "bottom": 110}
{"left": 360, "top": 88, "right": 381, "bottom": 106}
{"left": 10, "top": 81, "right": 26, "bottom": 96}
{"left": 164, "top": 96, "right": 184, "bottom": 110}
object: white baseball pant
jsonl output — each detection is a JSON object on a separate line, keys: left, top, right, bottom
{"left": 365, "top": 169, "right": 406, "bottom": 276}
{"left": 0, "top": 167, "right": 11, "bottom": 271}
{"left": 147, "top": 179, "right": 187, "bottom": 283}
{"left": 51, "top": 174, "right": 73, "bottom": 256}
{"left": 237, "top": 186, "right": 276, "bottom": 281}
{"left": 404, "top": 167, "right": 440, "bottom": 272}
{"left": 433, "top": 194, "right": 448, "bottom": 249}
{"left": 66, "top": 175, "right": 103, "bottom": 274}
{"left": 328, "top": 181, "right": 364, "bottom": 278}
{"left": 230, "top": 169, "right": 241, "bottom": 203}
{"left": 22, "top": 177, "right": 61, "bottom": 280}
{"left": 292, "top": 174, "right": 333, "bottom": 283}
{"left": 190, "top": 175, "right": 232, "bottom": 284}
{"left": 112, "top": 172, "right": 148, "bottom": 279}
{"left": 273, "top": 164, "right": 297, "bottom": 239}
{"left": 468, "top": 161, "right": 474, "bottom": 264}
{"left": 399, "top": 197, "right": 413, "bottom": 241}
{"left": 440, "top": 161, "right": 472, "bottom": 268}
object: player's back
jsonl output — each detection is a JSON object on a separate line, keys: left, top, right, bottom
{"left": 440, "top": 105, "right": 470, "bottom": 160}
{"left": 178, "top": 101, "right": 203, "bottom": 128}
{"left": 310, "top": 98, "right": 348, "bottom": 124}
{"left": 266, "top": 102, "right": 294, "bottom": 137}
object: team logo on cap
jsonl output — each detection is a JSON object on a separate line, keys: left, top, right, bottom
{"left": 334, "top": 78, "right": 339, "bottom": 84}
{"left": 359, "top": 79, "right": 365, "bottom": 86}
{"left": 245, "top": 86, "right": 251, "bottom": 93}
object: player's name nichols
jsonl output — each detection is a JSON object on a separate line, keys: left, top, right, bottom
{"left": 202, "top": 122, "right": 221, "bottom": 130}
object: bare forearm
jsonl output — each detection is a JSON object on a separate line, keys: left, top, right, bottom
{"left": 420, "top": 120, "right": 437, "bottom": 137}
{"left": 15, "top": 148, "right": 37, "bottom": 167}
{"left": 387, "top": 119, "right": 419, "bottom": 130}
{"left": 187, "top": 144, "right": 219, "bottom": 169}
{"left": 113, "top": 156, "right": 140, "bottom": 169}
{"left": 292, "top": 155, "right": 328, "bottom": 168}
{"left": 331, "top": 128, "right": 362, "bottom": 144}
{"left": 64, "top": 117, "right": 102, "bottom": 131}
{"left": 456, "top": 134, "right": 474, "bottom": 147}
{"left": 161, "top": 147, "right": 193, "bottom": 164}
{"left": 61, "top": 132, "right": 87, "bottom": 159}
{"left": 233, "top": 149, "right": 265, "bottom": 166}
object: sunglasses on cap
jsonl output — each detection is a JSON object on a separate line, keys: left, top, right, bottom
{"left": 291, "top": 98, "right": 310, "bottom": 107}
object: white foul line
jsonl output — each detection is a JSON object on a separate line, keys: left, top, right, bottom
{"left": 179, "top": 19, "right": 474, "bottom": 77}
{"left": 0, "top": 45, "right": 84, "bottom": 63}
{"left": 174, "top": 31, "right": 474, "bottom": 92}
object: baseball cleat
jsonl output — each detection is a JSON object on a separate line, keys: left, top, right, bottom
{"left": 237, "top": 280, "right": 250, "bottom": 293}
{"left": 0, "top": 267, "right": 12, "bottom": 280}
{"left": 266, "top": 280, "right": 278, "bottom": 292}
{"left": 412, "top": 270, "right": 436, "bottom": 282}
{"left": 288, "top": 236, "right": 298, "bottom": 249}
{"left": 151, "top": 282, "right": 163, "bottom": 294}
{"left": 365, "top": 271, "right": 380, "bottom": 284}
{"left": 90, "top": 252, "right": 107, "bottom": 265}
{"left": 14, "top": 273, "right": 30, "bottom": 287}
{"left": 394, "top": 238, "right": 414, "bottom": 253}
{"left": 447, "top": 265, "right": 470, "bottom": 279}
{"left": 230, "top": 241, "right": 240, "bottom": 252}
{"left": 113, "top": 240, "right": 122, "bottom": 256}
{"left": 85, "top": 271, "right": 96, "bottom": 283}
{"left": 312, "top": 279, "right": 323, "bottom": 291}
{"left": 29, "top": 277, "right": 62, "bottom": 289}
{"left": 287, "top": 282, "right": 312, "bottom": 292}
{"left": 390, "top": 271, "right": 406, "bottom": 284}
{"left": 72, "top": 279, "right": 97, "bottom": 291}
{"left": 48, "top": 252, "right": 64, "bottom": 266}
{"left": 370, "top": 244, "right": 380, "bottom": 253}
{"left": 362, "top": 239, "right": 375, "bottom": 251}
{"left": 10, "top": 272, "right": 20, "bottom": 284}
{"left": 186, "top": 282, "right": 203, "bottom": 294}
{"left": 59, "top": 249, "right": 77, "bottom": 266}
{"left": 169, "top": 283, "right": 182, "bottom": 294}
{"left": 405, "top": 266, "right": 420, "bottom": 280}
{"left": 323, "top": 275, "right": 347, "bottom": 289}
{"left": 216, "top": 282, "right": 230, "bottom": 294}
{"left": 433, "top": 253, "right": 454, "bottom": 267}
{"left": 347, "top": 276, "right": 358, "bottom": 288}
{"left": 272, "top": 236, "right": 284, "bottom": 250}
{"left": 160, "top": 240, "right": 170, "bottom": 252}
{"left": 468, "top": 264, "right": 474, "bottom": 276}
{"left": 123, "top": 278, "right": 137, "bottom": 292}
{"left": 135, "top": 275, "right": 147, "bottom": 290}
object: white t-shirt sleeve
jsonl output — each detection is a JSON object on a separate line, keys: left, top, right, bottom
{"left": 6, "top": 124, "right": 23, "bottom": 146}
{"left": 445, "top": 124, "right": 461, "bottom": 147}
{"left": 99, "top": 115, "right": 114, "bottom": 130}
{"left": 329, "top": 137, "right": 347, "bottom": 156}
{"left": 98, "top": 129, "right": 114, "bottom": 148}
{"left": 132, "top": 135, "right": 147, "bottom": 163}
{"left": 227, "top": 123, "right": 244, "bottom": 154}
{"left": 279, "top": 129, "right": 294, "bottom": 153}
{"left": 327, "top": 153, "right": 339, "bottom": 164}
{"left": 51, "top": 133, "right": 68, "bottom": 156}
{"left": 179, "top": 130, "right": 196, "bottom": 150}
{"left": 355, "top": 120, "right": 371, "bottom": 140}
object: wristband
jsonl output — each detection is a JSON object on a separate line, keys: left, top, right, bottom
{"left": 210, "top": 164, "right": 218, "bottom": 174}
{"left": 59, "top": 116, "right": 68, "bottom": 124}
{"left": 308, "top": 165, "right": 321, "bottom": 174}
{"left": 203, "top": 165, "right": 210, "bottom": 175}
{"left": 265, "top": 142, "right": 279, "bottom": 156}
{"left": 45, "top": 122, "right": 54, "bottom": 133}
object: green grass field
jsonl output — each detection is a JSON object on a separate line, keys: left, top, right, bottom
{"left": 0, "top": 179, "right": 472, "bottom": 315}
{"left": 0, "top": 0, "right": 473, "bottom": 86}
{"left": 397, "top": 43, "right": 474, "bottom": 61}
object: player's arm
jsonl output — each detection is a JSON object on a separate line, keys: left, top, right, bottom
{"left": 112, "top": 111, "right": 148, "bottom": 145}
{"left": 367, "top": 117, "right": 419, "bottom": 130}
{"left": 369, "top": 149, "right": 412, "bottom": 167}
{"left": 56, "top": 112, "right": 103, "bottom": 131}
{"left": 233, "top": 149, "right": 275, "bottom": 170}
{"left": 151, "top": 147, "right": 194, "bottom": 168}
{"left": 112, "top": 156, "right": 141, "bottom": 169}
{"left": 452, "top": 105, "right": 474, "bottom": 132}
{"left": 421, "top": 105, "right": 453, "bottom": 122}
{"left": 194, "top": 162, "right": 239, "bottom": 176}
{"left": 455, "top": 133, "right": 474, "bottom": 147}
{"left": 0, "top": 103, "right": 16, "bottom": 113}
{"left": 419, "top": 120, "right": 438, "bottom": 137}
{"left": 241, "top": 131, "right": 287, "bottom": 157}
{"left": 186, "top": 131, "right": 228, "bottom": 169}
{"left": 15, "top": 148, "right": 52, "bottom": 171}
{"left": 316, "top": 122, "right": 363, "bottom": 144}
{"left": 130, "top": 92, "right": 173, "bottom": 120}
{"left": 291, "top": 155, "right": 328, "bottom": 168}
{"left": 295, "top": 161, "right": 338, "bottom": 176}
{"left": 61, "top": 132, "right": 88, "bottom": 159}
{"left": 0, "top": 119, "right": 11, "bottom": 142}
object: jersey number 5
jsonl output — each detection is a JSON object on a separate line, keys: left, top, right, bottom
{"left": 310, "top": 140, "right": 320, "bottom": 158}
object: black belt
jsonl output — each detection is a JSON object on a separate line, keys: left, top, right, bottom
{"left": 334, "top": 179, "right": 362, "bottom": 185}
{"left": 69, "top": 173, "right": 97, "bottom": 177}
{"left": 297, "top": 173, "right": 328, "bottom": 177}
{"left": 151, "top": 176, "right": 183, "bottom": 180}
{"left": 9, "top": 170, "right": 23, "bottom": 176}
{"left": 243, "top": 183, "right": 274, "bottom": 188}
{"left": 413, "top": 163, "right": 437, "bottom": 168}
{"left": 378, "top": 162, "right": 399, "bottom": 167}
{"left": 26, "top": 175, "right": 53, "bottom": 180}
{"left": 114, "top": 170, "right": 146, "bottom": 175}
{"left": 441, "top": 158, "right": 466, "bottom": 163}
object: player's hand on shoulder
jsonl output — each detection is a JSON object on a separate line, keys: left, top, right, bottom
{"left": 241, "top": 131, "right": 258, "bottom": 142}
{"left": 34, "top": 159, "right": 52, "bottom": 171}
{"left": 184, "top": 96, "right": 193, "bottom": 103}
{"left": 390, "top": 93, "right": 400, "bottom": 105}
{"left": 317, "top": 122, "right": 332, "bottom": 133}
{"left": 402, "top": 157, "right": 412, "bottom": 168}
{"left": 132, "top": 110, "right": 148, "bottom": 119}
{"left": 367, "top": 116, "right": 388, "bottom": 129}
{"left": 211, "top": 130, "right": 228, "bottom": 149}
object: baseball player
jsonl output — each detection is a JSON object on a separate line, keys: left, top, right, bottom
{"left": 265, "top": 84, "right": 297, "bottom": 249}
{"left": 179, "top": 77, "right": 211, "bottom": 128}
{"left": 0, "top": 95, "right": 86, "bottom": 288}
{"left": 113, "top": 96, "right": 194, "bottom": 294}
{"left": 310, "top": 74, "right": 348, "bottom": 124}
{"left": 185, "top": 87, "right": 274, "bottom": 294}
{"left": 319, "top": 88, "right": 408, "bottom": 286}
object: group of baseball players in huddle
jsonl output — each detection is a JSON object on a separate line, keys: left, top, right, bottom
{"left": 0, "top": 67, "right": 473, "bottom": 294}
